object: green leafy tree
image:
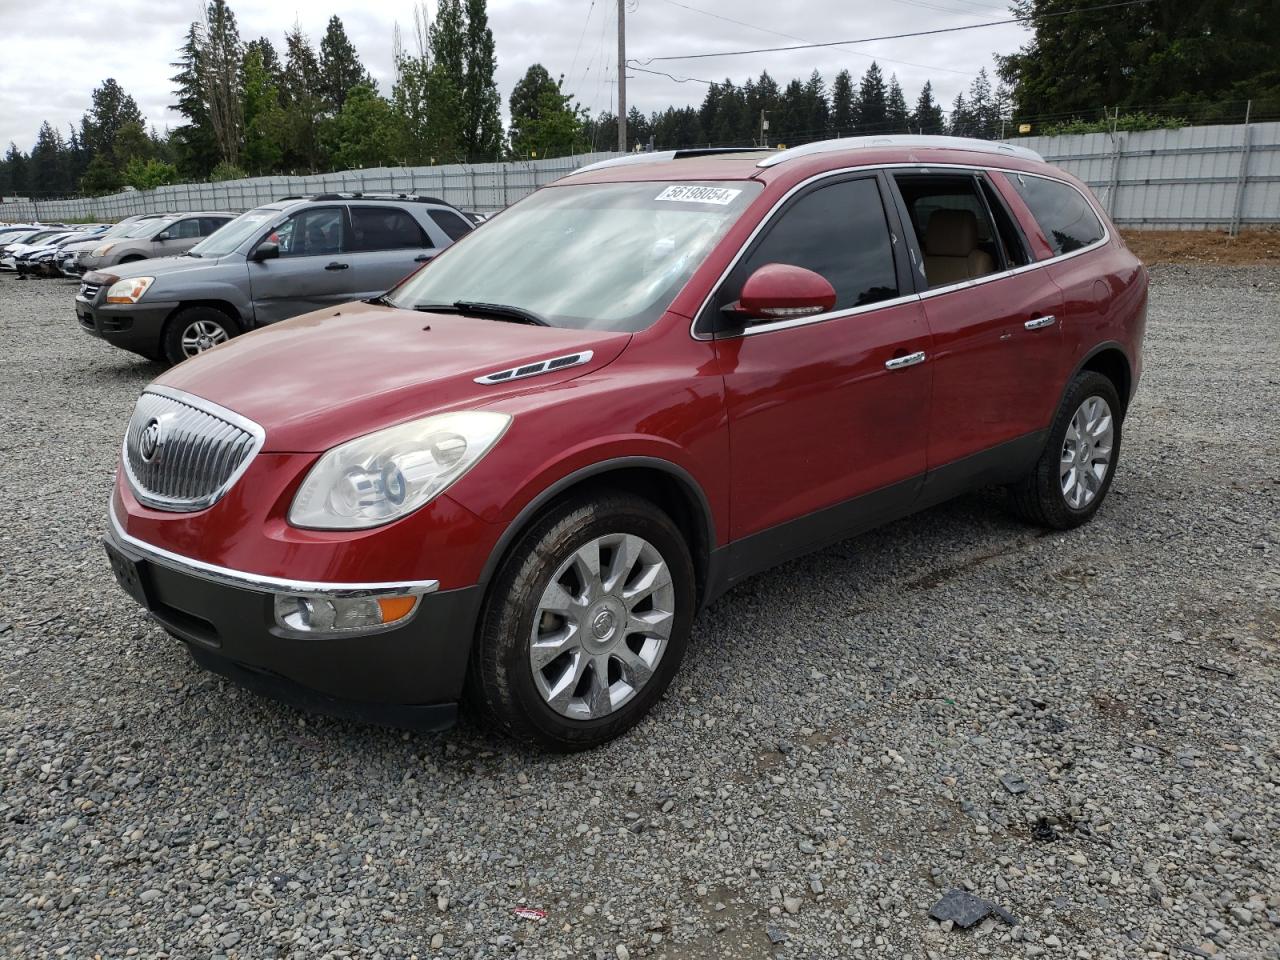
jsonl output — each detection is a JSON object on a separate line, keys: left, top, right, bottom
{"left": 425, "top": 0, "right": 466, "bottom": 160}
{"left": 198, "top": 0, "right": 244, "bottom": 166}
{"left": 855, "top": 62, "right": 887, "bottom": 131}
{"left": 210, "top": 161, "right": 248, "bottom": 181}
{"left": 830, "top": 69, "right": 857, "bottom": 137}
{"left": 281, "top": 25, "right": 324, "bottom": 171}
{"left": 508, "top": 65, "right": 584, "bottom": 158}
{"left": 319, "top": 16, "right": 374, "bottom": 113}
{"left": 461, "top": 0, "right": 503, "bottom": 159}
{"left": 322, "top": 84, "right": 400, "bottom": 169}
{"left": 81, "top": 155, "right": 124, "bottom": 194}
{"left": 912, "top": 81, "right": 945, "bottom": 134}
{"left": 242, "top": 46, "right": 286, "bottom": 174}
{"left": 123, "top": 157, "right": 180, "bottom": 190}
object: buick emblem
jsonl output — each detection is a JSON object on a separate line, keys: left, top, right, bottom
{"left": 139, "top": 418, "right": 163, "bottom": 463}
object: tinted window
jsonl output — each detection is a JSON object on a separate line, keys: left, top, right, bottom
{"left": 272, "top": 207, "right": 343, "bottom": 257}
{"left": 715, "top": 177, "right": 898, "bottom": 320}
{"left": 168, "top": 218, "right": 203, "bottom": 240}
{"left": 980, "top": 178, "right": 1032, "bottom": 268}
{"left": 349, "top": 206, "right": 429, "bottom": 251}
{"left": 428, "top": 209, "right": 473, "bottom": 242}
{"left": 1008, "top": 174, "right": 1105, "bottom": 256}
{"left": 199, "top": 217, "right": 230, "bottom": 236}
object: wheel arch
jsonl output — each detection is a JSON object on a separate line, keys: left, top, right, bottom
{"left": 164, "top": 299, "right": 245, "bottom": 328}
{"left": 1071, "top": 342, "right": 1132, "bottom": 417}
{"left": 477, "top": 457, "right": 717, "bottom": 608}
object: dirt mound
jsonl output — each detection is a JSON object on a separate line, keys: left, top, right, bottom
{"left": 1122, "top": 229, "right": 1280, "bottom": 265}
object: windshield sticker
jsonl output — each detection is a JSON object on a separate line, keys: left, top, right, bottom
{"left": 655, "top": 185, "right": 742, "bottom": 205}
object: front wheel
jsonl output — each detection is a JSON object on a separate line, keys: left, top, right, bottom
{"left": 162, "top": 307, "right": 240, "bottom": 366}
{"left": 466, "top": 492, "right": 695, "bottom": 751}
{"left": 1009, "top": 370, "right": 1123, "bottom": 530}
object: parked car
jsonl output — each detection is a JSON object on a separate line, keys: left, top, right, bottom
{"left": 0, "top": 225, "right": 42, "bottom": 246}
{"left": 76, "top": 211, "right": 234, "bottom": 273}
{"left": 103, "top": 136, "right": 1148, "bottom": 749}
{"left": 16, "top": 226, "right": 109, "bottom": 278}
{"left": 2, "top": 230, "right": 80, "bottom": 270}
{"left": 59, "top": 215, "right": 166, "bottom": 277}
{"left": 77, "top": 193, "right": 474, "bottom": 365}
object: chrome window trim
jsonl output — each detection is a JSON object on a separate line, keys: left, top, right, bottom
{"left": 121, "top": 384, "right": 267, "bottom": 513}
{"left": 108, "top": 498, "right": 440, "bottom": 598}
{"left": 690, "top": 162, "right": 1109, "bottom": 341}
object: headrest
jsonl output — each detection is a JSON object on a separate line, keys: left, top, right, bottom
{"left": 925, "top": 208, "right": 980, "bottom": 258}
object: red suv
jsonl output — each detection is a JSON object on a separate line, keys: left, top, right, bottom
{"left": 105, "top": 136, "right": 1148, "bottom": 750}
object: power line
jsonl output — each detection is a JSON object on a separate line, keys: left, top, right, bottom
{"left": 638, "top": 0, "right": 1156, "bottom": 63}
{"left": 660, "top": 0, "right": 976, "bottom": 77}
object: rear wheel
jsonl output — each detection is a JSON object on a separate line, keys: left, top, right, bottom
{"left": 466, "top": 491, "right": 695, "bottom": 751}
{"left": 1009, "top": 370, "right": 1122, "bottom": 529}
{"left": 162, "top": 307, "right": 240, "bottom": 366}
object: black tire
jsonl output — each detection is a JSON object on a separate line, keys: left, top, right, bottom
{"left": 161, "top": 306, "right": 240, "bottom": 367}
{"left": 1010, "top": 370, "right": 1123, "bottom": 530}
{"left": 118, "top": 255, "right": 145, "bottom": 264}
{"left": 466, "top": 491, "right": 696, "bottom": 751}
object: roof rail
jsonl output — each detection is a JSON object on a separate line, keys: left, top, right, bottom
{"left": 276, "top": 192, "right": 457, "bottom": 207}
{"left": 570, "top": 147, "right": 775, "bottom": 176}
{"left": 756, "top": 135, "right": 1044, "bottom": 168}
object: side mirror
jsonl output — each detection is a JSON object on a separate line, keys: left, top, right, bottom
{"left": 734, "top": 263, "right": 837, "bottom": 322}
{"left": 155, "top": 230, "right": 172, "bottom": 242}
{"left": 251, "top": 240, "right": 280, "bottom": 262}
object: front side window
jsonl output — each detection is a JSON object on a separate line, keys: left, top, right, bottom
{"left": 387, "top": 180, "right": 762, "bottom": 332}
{"left": 272, "top": 207, "right": 344, "bottom": 257}
{"left": 709, "top": 176, "right": 900, "bottom": 325}
{"left": 1007, "top": 173, "right": 1105, "bottom": 256}
{"left": 168, "top": 218, "right": 203, "bottom": 240}
{"left": 349, "top": 206, "right": 430, "bottom": 251}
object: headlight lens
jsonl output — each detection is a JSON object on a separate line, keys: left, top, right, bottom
{"left": 106, "top": 277, "right": 155, "bottom": 304}
{"left": 288, "top": 411, "right": 511, "bottom": 529}
{"left": 92, "top": 242, "right": 115, "bottom": 256}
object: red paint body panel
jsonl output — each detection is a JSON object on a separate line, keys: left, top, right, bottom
{"left": 116, "top": 143, "right": 1148, "bottom": 602}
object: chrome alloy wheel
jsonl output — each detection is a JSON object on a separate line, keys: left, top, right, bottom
{"left": 1060, "top": 395, "right": 1114, "bottom": 509}
{"left": 180, "top": 318, "right": 229, "bottom": 357}
{"left": 529, "top": 533, "right": 675, "bottom": 721}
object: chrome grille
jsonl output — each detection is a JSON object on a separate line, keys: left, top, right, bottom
{"left": 123, "top": 388, "right": 265, "bottom": 512}
{"left": 78, "top": 281, "right": 101, "bottom": 300}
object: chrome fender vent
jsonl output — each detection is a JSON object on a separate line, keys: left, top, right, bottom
{"left": 474, "top": 351, "right": 594, "bottom": 385}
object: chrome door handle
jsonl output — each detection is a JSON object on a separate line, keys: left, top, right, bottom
{"left": 885, "top": 350, "right": 927, "bottom": 371}
{"left": 1024, "top": 315, "right": 1056, "bottom": 330}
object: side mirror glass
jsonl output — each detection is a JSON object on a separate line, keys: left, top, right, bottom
{"left": 252, "top": 240, "right": 280, "bottom": 262}
{"left": 733, "top": 263, "right": 837, "bottom": 323}
{"left": 155, "top": 230, "right": 171, "bottom": 242}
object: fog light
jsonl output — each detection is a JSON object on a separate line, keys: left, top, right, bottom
{"left": 274, "top": 593, "right": 419, "bottom": 634}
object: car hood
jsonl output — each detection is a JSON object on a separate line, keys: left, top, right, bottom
{"left": 61, "top": 238, "right": 108, "bottom": 255}
{"left": 85, "top": 255, "right": 240, "bottom": 286}
{"left": 154, "top": 301, "right": 632, "bottom": 452}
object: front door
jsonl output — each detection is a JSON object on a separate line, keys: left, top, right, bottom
{"left": 704, "top": 174, "right": 933, "bottom": 559}
{"left": 247, "top": 206, "right": 360, "bottom": 325}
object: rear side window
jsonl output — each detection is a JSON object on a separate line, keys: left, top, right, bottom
{"left": 1007, "top": 174, "right": 1105, "bottom": 256}
{"left": 348, "top": 206, "right": 430, "bottom": 252}
{"left": 713, "top": 176, "right": 898, "bottom": 322}
{"left": 893, "top": 173, "right": 1005, "bottom": 289}
{"left": 199, "top": 217, "right": 229, "bottom": 236}
{"left": 428, "top": 209, "right": 473, "bottom": 243}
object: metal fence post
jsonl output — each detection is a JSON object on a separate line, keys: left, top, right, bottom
{"left": 1229, "top": 100, "right": 1253, "bottom": 238}
{"left": 1105, "top": 107, "right": 1123, "bottom": 218}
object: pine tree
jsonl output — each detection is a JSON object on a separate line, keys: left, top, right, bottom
{"left": 855, "top": 63, "right": 888, "bottom": 132}
{"left": 170, "top": 24, "right": 219, "bottom": 178}
{"left": 886, "top": 75, "right": 910, "bottom": 132}
{"left": 242, "top": 46, "right": 286, "bottom": 174}
{"left": 967, "top": 68, "right": 996, "bottom": 139}
{"left": 949, "top": 92, "right": 972, "bottom": 136}
{"left": 830, "top": 70, "right": 856, "bottom": 137}
{"left": 460, "top": 0, "right": 503, "bottom": 159}
{"left": 319, "top": 16, "right": 373, "bottom": 113}
{"left": 803, "top": 71, "right": 829, "bottom": 142}
{"left": 30, "top": 122, "right": 69, "bottom": 195}
{"left": 912, "top": 81, "right": 945, "bottom": 134}
{"left": 83, "top": 79, "right": 145, "bottom": 159}
{"left": 281, "top": 25, "right": 323, "bottom": 171}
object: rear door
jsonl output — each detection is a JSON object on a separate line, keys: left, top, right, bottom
{"left": 889, "top": 170, "right": 1064, "bottom": 474}
{"left": 343, "top": 205, "right": 438, "bottom": 296}
{"left": 246, "top": 206, "right": 355, "bottom": 324}
{"left": 706, "top": 173, "right": 933, "bottom": 552}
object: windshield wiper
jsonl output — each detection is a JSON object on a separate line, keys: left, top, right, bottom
{"left": 186, "top": 251, "right": 203, "bottom": 258}
{"left": 364, "top": 294, "right": 394, "bottom": 306}
{"left": 411, "top": 300, "right": 549, "bottom": 326}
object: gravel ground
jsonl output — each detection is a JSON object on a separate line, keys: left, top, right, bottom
{"left": 0, "top": 267, "right": 1277, "bottom": 960}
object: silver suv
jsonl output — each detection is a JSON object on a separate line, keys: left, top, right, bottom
{"left": 76, "top": 194, "right": 475, "bottom": 366}
{"left": 77, "top": 211, "right": 235, "bottom": 273}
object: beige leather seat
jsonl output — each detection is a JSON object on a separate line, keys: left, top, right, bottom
{"left": 922, "top": 209, "right": 995, "bottom": 287}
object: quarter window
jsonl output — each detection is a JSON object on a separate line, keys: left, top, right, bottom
{"left": 1007, "top": 174, "right": 1105, "bottom": 256}
{"left": 348, "top": 206, "right": 430, "bottom": 251}
{"left": 271, "top": 207, "right": 344, "bottom": 257}
{"left": 713, "top": 176, "right": 899, "bottom": 323}
{"left": 428, "top": 209, "right": 473, "bottom": 242}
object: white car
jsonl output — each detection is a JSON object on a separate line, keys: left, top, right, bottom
{"left": 1, "top": 231, "right": 78, "bottom": 271}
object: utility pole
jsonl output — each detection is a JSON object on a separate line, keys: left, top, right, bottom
{"left": 617, "top": 0, "right": 627, "bottom": 153}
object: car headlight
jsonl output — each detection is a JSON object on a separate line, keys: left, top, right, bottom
{"left": 288, "top": 411, "right": 511, "bottom": 530}
{"left": 105, "top": 277, "right": 155, "bottom": 304}
{"left": 92, "top": 242, "right": 115, "bottom": 256}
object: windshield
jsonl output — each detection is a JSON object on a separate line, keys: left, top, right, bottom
{"left": 119, "top": 218, "right": 169, "bottom": 240}
{"left": 189, "top": 208, "right": 275, "bottom": 257}
{"left": 386, "top": 180, "right": 762, "bottom": 332}
{"left": 100, "top": 219, "right": 153, "bottom": 240}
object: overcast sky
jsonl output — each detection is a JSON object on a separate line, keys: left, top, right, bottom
{"left": 0, "top": 0, "right": 1028, "bottom": 153}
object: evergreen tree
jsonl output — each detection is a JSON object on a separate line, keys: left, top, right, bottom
{"left": 967, "top": 68, "right": 996, "bottom": 138}
{"left": 949, "top": 92, "right": 973, "bottom": 136}
{"left": 425, "top": 0, "right": 466, "bottom": 160}
{"left": 170, "top": 24, "right": 218, "bottom": 178}
{"left": 912, "top": 81, "right": 945, "bottom": 134}
{"left": 390, "top": 13, "right": 433, "bottom": 165}
{"left": 281, "top": 25, "right": 323, "bottom": 171}
{"left": 0, "top": 143, "right": 24, "bottom": 196}
{"left": 83, "top": 79, "right": 145, "bottom": 159}
{"left": 830, "top": 69, "right": 856, "bottom": 137}
{"left": 322, "top": 84, "right": 399, "bottom": 169}
{"left": 198, "top": 0, "right": 244, "bottom": 166}
{"left": 508, "top": 64, "right": 561, "bottom": 153}
{"left": 461, "top": 0, "right": 503, "bottom": 159}
{"left": 886, "top": 75, "right": 910, "bottom": 132}
{"left": 803, "top": 71, "right": 829, "bottom": 142}
{"left": 855, "top": 63, "right": 888, "bottom": 131}
{"left": 245, "top": 37, "right": 284, "bottom": 89}
{"left": 777, "top": 78, "right": 806, "bottom": 145}
{"left": 319, "top": 16, "right": 373, "bottom": 113}
{"left": 30, "top": 122, "right": 69, "bottom": 195}
{"left": 242, "top": 46, "right": 286, "bottom": 174}
{"left": 507, "top": 66, "right": 584, "bottom": 158}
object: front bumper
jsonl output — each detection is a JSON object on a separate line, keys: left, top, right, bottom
{"left": 76, "top": 295, "right": 176, "bottom": 357}
{"left": 105, "top": 504, "right": 482, "bottom": 731}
